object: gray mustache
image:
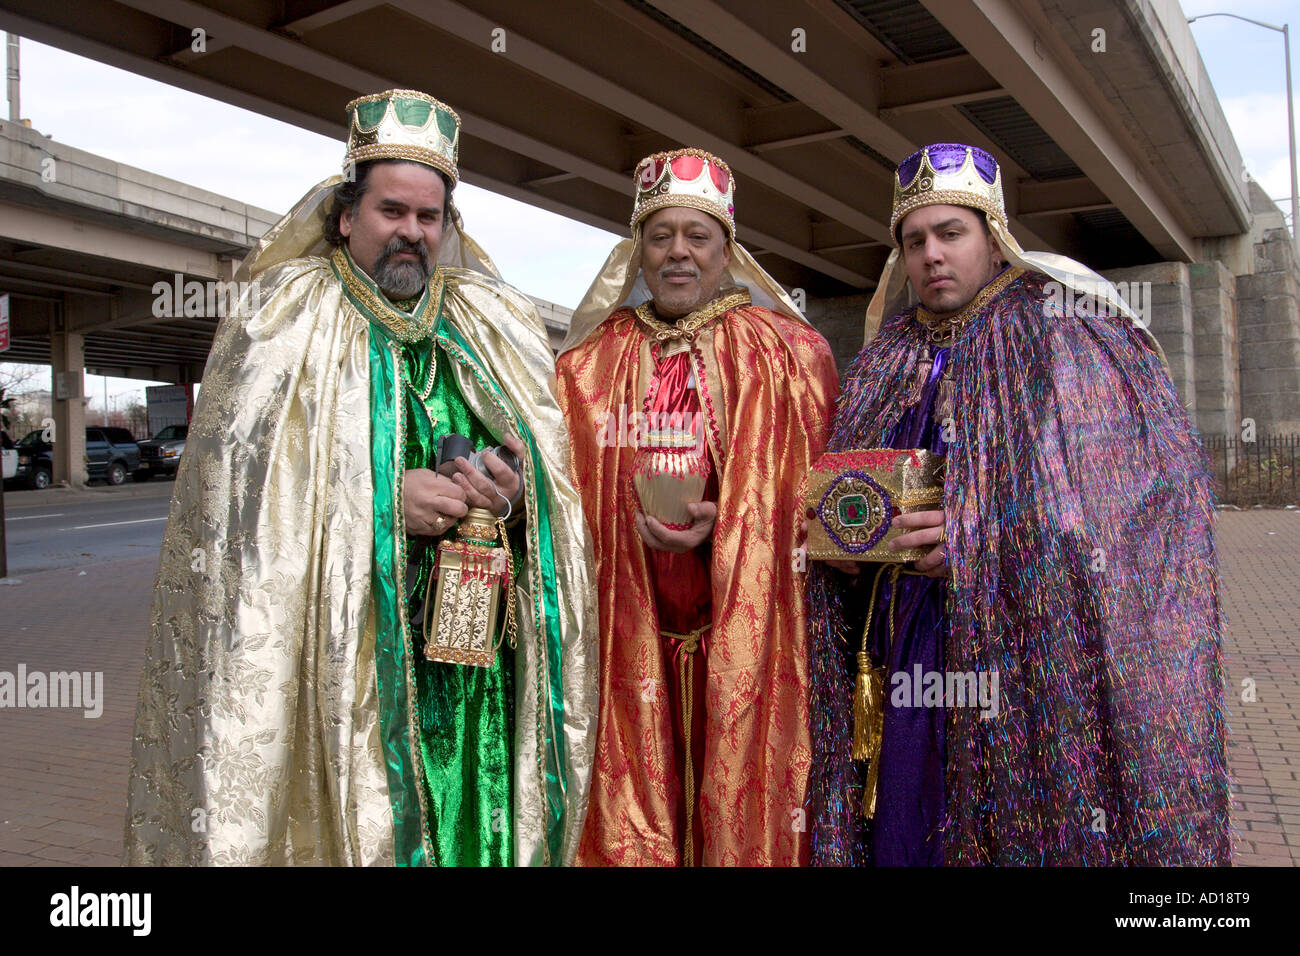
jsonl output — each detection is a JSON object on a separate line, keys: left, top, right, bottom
{"left": 380, "top": 238, "right": 429, "bottom": 269}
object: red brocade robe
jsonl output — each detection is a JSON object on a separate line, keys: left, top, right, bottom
{"left": 557, "top": 295, "right": 839, "bottom": 865}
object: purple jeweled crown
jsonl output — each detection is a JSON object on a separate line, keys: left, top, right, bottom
{"left": 891, "top": 143, "right": 1007, "bottom": 243}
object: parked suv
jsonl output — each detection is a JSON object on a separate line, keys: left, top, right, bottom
{"left": 135, "top": 423, "right": 187, "bottom": 480}
{"left": 9, "top": 426, "right": 141, "bottom": 488}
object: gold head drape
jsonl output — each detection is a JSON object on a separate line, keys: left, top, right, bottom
{"left": 125, "top": 231, "right": 596, "bottom": 864}
{"left": 557, "top": 302, "right": 838, "bottom": 865}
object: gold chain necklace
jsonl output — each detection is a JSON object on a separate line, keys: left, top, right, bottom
{"left": 914, "top": 266, "right": 1022, "bottom": 344}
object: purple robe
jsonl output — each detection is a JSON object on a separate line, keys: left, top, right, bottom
{"left": 862, "top": 347, "right": 950, "bottom": 865}
{"left": 808, "top": 267, "right": 1229, "bottom": 866}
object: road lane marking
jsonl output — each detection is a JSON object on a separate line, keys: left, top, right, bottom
{"left": 5, "top": 513, "right": 65, "bottom": 521}
{"left": 71, "top": 517, "right": 169, "bottom": 530}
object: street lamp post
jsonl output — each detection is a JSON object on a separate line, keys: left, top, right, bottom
{"left": 1189, "top": 13, "right": 1299, "bottom": 252}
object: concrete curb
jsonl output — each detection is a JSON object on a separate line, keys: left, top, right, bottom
{"left": 2, "top": 480, "right": 176, "bottom": 509}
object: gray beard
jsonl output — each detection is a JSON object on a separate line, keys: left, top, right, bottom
{"left": 653, "top": 283, "right": 722, "bottom": 318}
{"left": 372, "top": 243, "right": 432, "bottom": 300}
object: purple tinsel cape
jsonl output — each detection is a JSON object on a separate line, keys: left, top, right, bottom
{"left": 808, "top": 268, "right": 1230, "bottom": 865}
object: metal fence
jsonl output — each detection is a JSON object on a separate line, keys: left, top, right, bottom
{"left": 1202, "top": 434, "right": 1300, "bottom": 506}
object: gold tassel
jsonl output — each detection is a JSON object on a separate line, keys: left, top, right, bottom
{"left": 851, "top": 655, "right": 886, "bottom": 759}
{"left": 852, "top": 565, "right": 901, "bottom": 820}
{"left": 851, "top": 652, "right": 873, "bottom": 761}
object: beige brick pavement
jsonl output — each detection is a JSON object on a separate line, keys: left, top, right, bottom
{"left": 0, "top": 511, "right": 1296, "bottom": 866}
{"left": 0, "top": 555, "right": 155, "bottom": 866}
{"left": 1218, "top": 509, "right": 1300, "bottom": 866}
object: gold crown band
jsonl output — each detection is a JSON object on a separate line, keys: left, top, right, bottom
{"left": 345, "top": 142, "right": 459, "bottom": 186}
{"left": 632, "top": 193, "right": 735, "bottom": 237}
{"left": 891, "top": 189, "right": 1006, "bottom": 240}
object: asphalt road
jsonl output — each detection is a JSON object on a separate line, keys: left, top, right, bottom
{"left": 0, "top": 484, "right": 174, "bottom": 575}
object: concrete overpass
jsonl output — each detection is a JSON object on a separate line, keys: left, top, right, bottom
{"left": 0, "top": 118, "right": 572, "bottom": 484}
{"left": 0, "top": 115, "right": 279, "bottom": 483}
{"left": 0, "top": 0, "right": 1297, "bottom": 435}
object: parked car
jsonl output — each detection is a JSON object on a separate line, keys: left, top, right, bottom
{"left": 9, "top": 426, "right": 142, "bottom": 488}
{"left": 134, "top": 423, "right": 187, "bottom": 480}
{"left": 10, "top": 429, "right": 51, "bottom": 489}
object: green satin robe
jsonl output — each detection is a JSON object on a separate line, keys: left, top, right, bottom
{"left": 369, "top": 314, "right": 521, "bottom": 867}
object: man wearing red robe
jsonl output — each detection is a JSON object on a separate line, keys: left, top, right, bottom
{"left": 556, "top": 149, "right": 839, "bottom": 865}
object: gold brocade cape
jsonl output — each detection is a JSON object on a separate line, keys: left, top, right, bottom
{"left": 556, "top": 297, "right": 839, "bottom": 865}
{"left": 123, "top": 220, "right": 597, "bottom": 864}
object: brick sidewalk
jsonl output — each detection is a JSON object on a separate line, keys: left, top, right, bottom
{"left": 0, "top": 512, "right": 1295, "bottom": 866}
{"left": 0, "top": 556, "right": 156, "bottom": 866}
{"left": 1218, "top": 509, "right": 1300, "bottom": 866}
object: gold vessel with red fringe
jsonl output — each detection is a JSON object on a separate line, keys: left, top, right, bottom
{"left": 631, "top": 427, "right": 710, "bottom": 530}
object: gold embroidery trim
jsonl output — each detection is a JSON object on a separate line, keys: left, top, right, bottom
{"left": 388, "top": 341, "right": 436, "bottom": 865}
{"left": 332, "top": 246, "right": 444, "bottom": 344}
{"left": 634, "top": 289, "right": 751, "bottom": 344}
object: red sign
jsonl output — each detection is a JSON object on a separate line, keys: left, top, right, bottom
{"left": 0, "top": 293, "right": 9, "bottom": 352}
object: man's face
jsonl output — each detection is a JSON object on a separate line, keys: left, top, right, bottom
{"left": 640, "top": 207, "right": 732, "bottom": 318}
{"left": 899, "top": 204, "right": 1002, "bottom": 316}
{"left": 340, "top": 162, "right": 447, "bottom": 300}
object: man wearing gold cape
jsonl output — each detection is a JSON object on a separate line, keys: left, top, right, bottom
{"left": 124, "top": 90, "right": 597, "bottom": 866}
{"left": 556, "top": 148, "right": 839, "bottom": 865}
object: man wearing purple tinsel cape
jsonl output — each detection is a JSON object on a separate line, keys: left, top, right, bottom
{"left": 807, "top": 143, "right": 1230, "bottom": 866}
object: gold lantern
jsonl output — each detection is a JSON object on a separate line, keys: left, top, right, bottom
{"left": 422, "top": 507, "right": 516, "bottom": 668}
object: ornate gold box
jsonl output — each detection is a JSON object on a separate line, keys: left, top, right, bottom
{"left": 805, "top": 449, "right": 944, "bottom": 562}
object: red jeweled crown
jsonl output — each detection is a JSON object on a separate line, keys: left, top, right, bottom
{"left": 631, "top": 148, "right": 735, "bottom": 237}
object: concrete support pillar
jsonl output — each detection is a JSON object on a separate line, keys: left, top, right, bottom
{"left": 49, "top": 297, "right": 90, "bottom": 487}
{"left": 803, "top": 292, "right": 876, "bottom": 372}
{"left": 1237, "top": 226, "right": 1300, "bottom": 435}
{"left": 1189, "top": 262, "right": 1240, "bottom": 439}
{"left": 1102, "top": 262, "right": 1196, "bottom": 418}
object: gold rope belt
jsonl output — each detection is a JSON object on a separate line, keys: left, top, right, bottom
{"left": 661, "top": 623, "right": 709, "bottom": 865}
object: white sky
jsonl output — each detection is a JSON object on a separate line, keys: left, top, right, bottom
{"left": 2, "top": 0, "right": 1298, "bottom": 414}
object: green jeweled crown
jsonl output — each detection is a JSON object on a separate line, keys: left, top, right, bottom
{"left": 344, "top": 89, "right": 460, "bottom": 185}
